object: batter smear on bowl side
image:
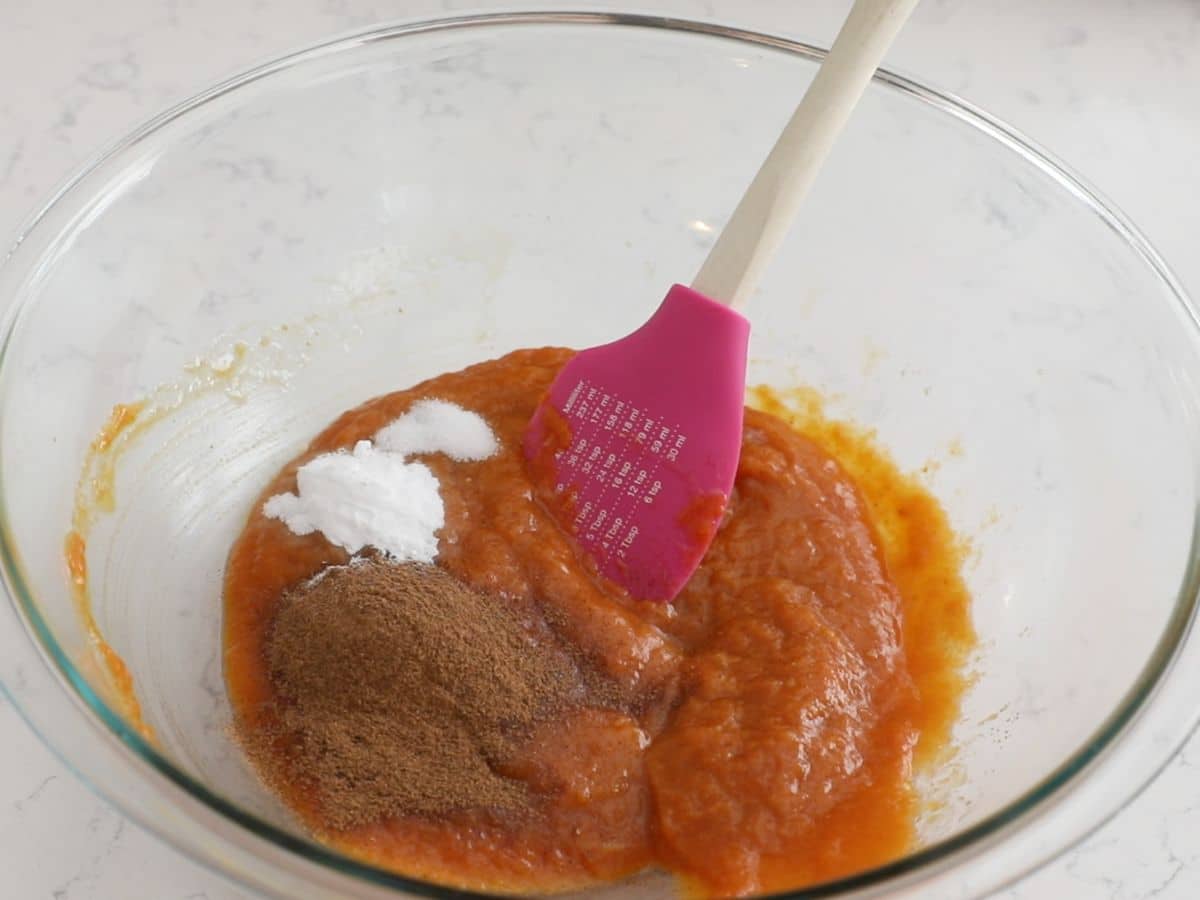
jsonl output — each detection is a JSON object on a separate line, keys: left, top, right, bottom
{"left": 224, "top": 347, "right": 974, "bottom": 897}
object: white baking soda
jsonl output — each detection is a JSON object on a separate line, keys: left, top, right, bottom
{"left": 264, "top": 399, "right": 498, "bottom": 561}
{"left": 375, "top": 398, "right": 499, "bottom": 461}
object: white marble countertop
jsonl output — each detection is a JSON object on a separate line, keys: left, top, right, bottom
{"left": 2, "top": 1, "right": 1199, "bottom": 897}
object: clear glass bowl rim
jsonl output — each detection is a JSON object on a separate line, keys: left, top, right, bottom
{"left": 1, "top": 10, "right": 1199, "bottom": 899}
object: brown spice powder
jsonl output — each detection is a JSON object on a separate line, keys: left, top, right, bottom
{"left": 259, "top": 558, "right": 591, "bottom": 830}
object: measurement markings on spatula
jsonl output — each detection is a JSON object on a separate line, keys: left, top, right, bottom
{"left": 556, "top": 378, "right": 688, "bottom": 566}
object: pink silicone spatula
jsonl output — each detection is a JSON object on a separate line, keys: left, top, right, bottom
{"left": 525, "top": 0, "right": 921, "bottom": 601}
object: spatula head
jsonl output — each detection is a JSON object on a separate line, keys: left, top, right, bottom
{"left": 525, "top": 284, "right": 750, "bottom": 602}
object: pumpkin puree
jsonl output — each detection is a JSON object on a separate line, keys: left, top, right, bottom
{"left": 224, "top": 348, "right": 974, "bottom": 897}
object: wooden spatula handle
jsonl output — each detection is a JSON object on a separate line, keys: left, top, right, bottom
{"left": 692, "top": 0, "right": 922, "bottom": 311}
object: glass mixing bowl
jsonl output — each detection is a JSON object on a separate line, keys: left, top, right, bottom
{"left": 1, "top": 11, "right": 1199, "bottom": 900}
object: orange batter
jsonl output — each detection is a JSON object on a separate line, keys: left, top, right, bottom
{"left": 224, "top": 348, "right": 973, "bottom": 897}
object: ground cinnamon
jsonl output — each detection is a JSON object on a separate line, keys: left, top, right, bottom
{"left": 261, "top": 558, "right": 591, "bottom": 830}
